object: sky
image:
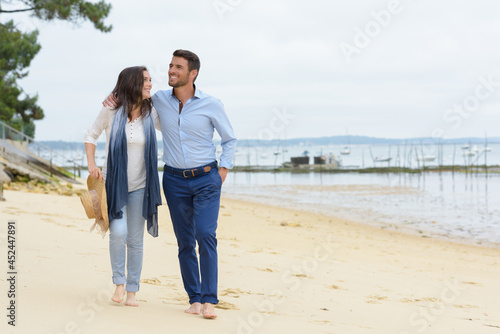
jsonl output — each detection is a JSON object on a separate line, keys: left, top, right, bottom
{"left": 4, "top": 0, "right": 500, "bottom": 142}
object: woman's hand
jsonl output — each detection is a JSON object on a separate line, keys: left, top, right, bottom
{"left": 88, "top": 163, "right": 103, "bottom": 181}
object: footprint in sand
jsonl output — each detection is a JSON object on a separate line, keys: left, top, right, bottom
{"left": 141, "top": 278, "right": 162, "bottom": 285}
{"left": 220, "top": 288, "right": 252, "bottom": 298}
{"left": 454, "top": 304, "right": 479, "bottom": 309}
{"left": 366, "top": 295, "right": 388, "bottom": 304}
{"left": 485, "top": 324, "right": 500, "bottom": 329}
{"left": 3, "top": 209, "right": 21, "bottom": 215}
{"left": 461, "top": 281, "right": 483, "bottom": 287}
{"left": 161, "top": 294, "right": 189, "bottom": 305}
{"left": 294, "top": 274, "right": 308, "bottom": 278}
{"left": 280, "top": 221, "right": 302, "bottom": 227}
{"left": 257, "top": 267, "right": 274, "bottom": 273}
{"left": 215, "top": 300, "right": 239, "bottom": 310}
{"left": 400, "top": 297, "right": 442, "bottom": 304}
{"left": 421, "top": 297, "right": 442, "bottom": 303}
{"left": 329, "top": 284, "right": 347, "bottom": 291}
{"left": 174, "top": 295, "right": 187, "bottom": 302}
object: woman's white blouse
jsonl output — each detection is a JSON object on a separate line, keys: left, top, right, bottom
{"left": 84, "top": 106, "right": 161, "bottom": 192}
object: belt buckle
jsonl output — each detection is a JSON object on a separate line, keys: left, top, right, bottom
{"left": 182, "top": 169, "right": 197, "bottom": 178}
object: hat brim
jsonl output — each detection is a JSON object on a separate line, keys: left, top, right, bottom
{"left": 84, "top": 175, "right": 109, "bottom": 233}
{"left": 100, "top": 186, "right": 109, "bottom": 232}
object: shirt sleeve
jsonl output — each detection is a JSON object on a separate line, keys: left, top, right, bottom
{"left": 84, "top": 106, "right": 111, "bottom": 145}
{"left": 152, "top": 107, "right": 161, "bottom": 131}
{"left": 211, "top": 99, "right": 237, "bottom": 169}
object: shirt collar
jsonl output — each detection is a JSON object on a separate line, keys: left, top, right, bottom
{"left": 193, "top": 85, "right": 201, "bottom": 99}
{"left": 170, "top": 84, "right": 201, "bottom": 100}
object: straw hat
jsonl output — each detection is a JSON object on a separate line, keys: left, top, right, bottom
{"left": 80, "top": 176, "right": 109, "bottom": 237}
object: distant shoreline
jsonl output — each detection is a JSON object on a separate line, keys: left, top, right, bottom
{"left": 36, "top": 135, "right": 500, "bottom": 150}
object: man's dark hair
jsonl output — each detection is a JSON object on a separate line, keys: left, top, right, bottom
{"left": 173, "top": 49, "right": 200, "bottom": 81}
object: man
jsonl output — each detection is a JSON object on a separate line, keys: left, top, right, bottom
{"left": 106, "top": 50, "right": 237, "bottom": 319}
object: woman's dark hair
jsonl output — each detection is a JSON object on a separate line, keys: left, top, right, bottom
{"left": 111, "top": 66, "right": 152, "bottom": 117}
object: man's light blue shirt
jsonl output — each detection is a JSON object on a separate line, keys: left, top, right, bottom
{"left": 152, "top": 88, "right": 237, "bottom": 169}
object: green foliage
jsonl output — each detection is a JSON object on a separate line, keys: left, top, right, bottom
{"left": 0, "top": 0, "right": 113, "bottom": 32}
{"left": 8, "top": 117, "right": 35, "bottom": 138}
{"left": 0, "top": 20, "right": 43, "bottom": 129}
{"left": 0, "top": 0, "right": 112, "bottom": 138}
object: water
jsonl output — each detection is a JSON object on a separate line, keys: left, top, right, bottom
{"left": 55, "top": 143, "right": 500, "bottom": 247}
{"left": 221, "top": 171, "right": 500, "bottom": 247}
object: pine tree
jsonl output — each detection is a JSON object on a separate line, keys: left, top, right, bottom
{"left": 0, "top": 0, "right": 112, "bottom": 138}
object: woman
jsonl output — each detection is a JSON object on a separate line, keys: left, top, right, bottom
{"left": 84, "top": 66, "right": 162, "bottom": 307}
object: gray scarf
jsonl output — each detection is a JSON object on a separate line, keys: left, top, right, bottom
{"left": 105, "top": 107, "right": 161, "bottom": 237}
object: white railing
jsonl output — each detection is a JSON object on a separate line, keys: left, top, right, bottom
{"left": 0, "top": 120, "right": 83, "bottom": 179}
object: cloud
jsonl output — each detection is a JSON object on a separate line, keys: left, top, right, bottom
{"left": 8, "top": 0, "right": 500, "bottom": 141}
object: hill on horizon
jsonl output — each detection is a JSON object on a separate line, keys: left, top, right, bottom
{"left": 37, "top": 135, "right": 499, "bottom": 150}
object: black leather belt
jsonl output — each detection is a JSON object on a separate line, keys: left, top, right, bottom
{"left": 164, "top": 161, "right": 218, "bottom": 179}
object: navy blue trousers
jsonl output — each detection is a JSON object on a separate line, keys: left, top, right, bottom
{"left": 162, "top": 166, "right": 222, "bottom": 305}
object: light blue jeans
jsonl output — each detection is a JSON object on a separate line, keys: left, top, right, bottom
{"left": 109, "top": 188, "right": 145, "bottom": 292}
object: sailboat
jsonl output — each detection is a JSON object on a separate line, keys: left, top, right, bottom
{"left": 415, "top": 154, "right": 436, "bottom": 162}
{"left": 340, "top": 130, "right": 351, "bottom": 155}
{"left": 462, "top": 145, "right": 478, "bottom": 157}
{"left": 373, "top": 156, "right": 392, "bottom": 162}
{"left": 340, "top": 146, "right": 351, "bottom": 155}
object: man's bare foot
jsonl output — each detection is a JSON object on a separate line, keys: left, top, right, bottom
{"left": 202, "top": 303, "right": 217, "bottom": 319}
{"left": 125, "top": 292, "right": 138, "bottom": 307}
{"left": 185, "top": 302, "right": 201, "bottom": 315}
{"left": 111, "top": 284, "right": 125, "bottom": 303}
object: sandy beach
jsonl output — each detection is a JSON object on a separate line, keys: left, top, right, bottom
{"left": 1, "top": 183, "right": 499, "bottom": 334}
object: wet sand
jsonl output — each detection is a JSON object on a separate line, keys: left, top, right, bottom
{"left": 0, "top": 185, "right": 499, "bottom": 334}
{"left": 222, "top": 172, "right": 500, "bottom": 247}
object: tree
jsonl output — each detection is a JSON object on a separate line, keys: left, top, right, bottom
{"left": 7, "top": 117, "right": 35, "bottom": 138}
{"left": 0, "top": 20, "right": 43, "bottom": 126}
{"left": 0, "top": 0, "right": 112, "bottom": 138}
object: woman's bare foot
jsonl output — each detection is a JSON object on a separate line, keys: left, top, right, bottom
{"left": 202, "top": 303, "right": 217, "bottom": 319}
{"left": 185, "top": 302, "right": 201, "bottom": 315}
{"left": 125, "top": 292, "right": 138, "bottom": 307}
{"left": 111, "top": 284, "right": 125, "bottom": 303}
